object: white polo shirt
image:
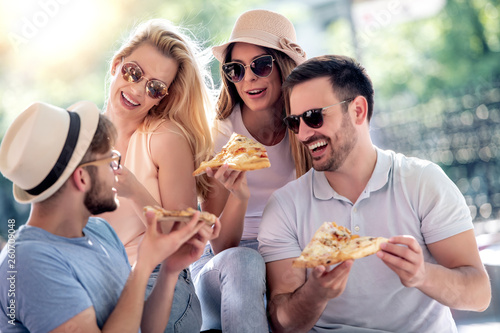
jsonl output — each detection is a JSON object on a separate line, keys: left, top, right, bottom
{"left": 258, "top": 147, "right": 472, "bottom": 332}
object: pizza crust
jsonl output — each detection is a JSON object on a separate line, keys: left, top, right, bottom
{"left": 193, "top": 133, "right": 271, "bottom": 176}
{"left": 292, "top": 222, "right": 389, "bottom": 268}
{"left": 143, "top": 205, "right": 217, "bottom": 226}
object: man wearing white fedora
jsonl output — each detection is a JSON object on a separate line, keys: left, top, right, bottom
{"left": 0, "top": 101, "right": 220, "bottom": 332}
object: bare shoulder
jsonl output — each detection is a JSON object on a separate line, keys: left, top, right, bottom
{"left": 150, "top": 120, "right": 189, "bottom": 145}
{"left": 149, "top": 120, "right": 193, "bottom": 164}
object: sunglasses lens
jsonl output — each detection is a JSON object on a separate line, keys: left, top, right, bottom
{"left": 284, "top": 116, "right": 300, "bottom": 134}
{"left": 303, "top": 109, "right": 324, "bottom": 128}
{"left": 146, "top": 80, "right": 168, "bottom": 99}
{"left": 302, "top": 109, "right": 323, "bottom": 128}
{"left": 222, "top": 63, "right": 244, "bottom": 83}
{"left": 284, "top": 109, "right": 324, "bottom": 134}
{"left": 122, "top": 63, "right": 143, "bottom": 82}
{"left": 251, "top": 56, "right": 273, "bottom": 77}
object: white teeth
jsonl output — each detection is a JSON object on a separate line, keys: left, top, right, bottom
{"left": 248, "top": 89, "right": 263, "bottom": 94}
{"left": 308, "top": 141, "right": 327, "bottom": 151}
{"left": 122, "top": 92, "right": 139, "bottom": 106}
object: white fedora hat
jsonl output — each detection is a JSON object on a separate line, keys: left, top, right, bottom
{"left": 0, "top": 101, "right": 100, "bottom": 203}
{"left": 212, "top": 9, "right": 307, "bottom": 65}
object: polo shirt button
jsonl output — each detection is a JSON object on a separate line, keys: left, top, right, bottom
{"left": 354, "top": 225, "right": 360, "bottom": 232}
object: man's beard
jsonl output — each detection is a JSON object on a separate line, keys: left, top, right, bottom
{"left": 84, "top": 171, "right": 118, "bottom": 215}
{"left": 312, "top": 112, "right": 357, "bottom": 172}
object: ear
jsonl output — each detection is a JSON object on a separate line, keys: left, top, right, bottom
{"left": 111, "top": 57, "right": 122, "bottom": 76}
{"left": 351, "top": 96, "right": 369, "bottom": 125}
{"left": 71, "top": 167, "right": 92, "bottom": 193}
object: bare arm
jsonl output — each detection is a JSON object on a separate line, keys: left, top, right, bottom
{"left": 377, "top": 230, "right": 491, "bottom": 311}
{"left": 152, "top": 125, "right": 198, "bottom": 210}
{"left": 266, "top": 258, "right": 353, "bottom": 333}
{"left": 201, "top": 165, "right": 249, "bottom": 254}
{"left": 149, "top": 123, "right": 199, "bottom": 234}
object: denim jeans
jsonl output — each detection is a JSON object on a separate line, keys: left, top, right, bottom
{"left": 190, "top": 240, "right": 268, "bottom": 332}
{"left": 145, "top": 266, "right": 202, "bottom": 333}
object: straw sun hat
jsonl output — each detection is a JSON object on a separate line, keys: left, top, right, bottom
{"left": 212, "top": 9, "right": 306, "bottom": 65}
{"left": 0, "top": 101, "right": 100, "bottom": 204}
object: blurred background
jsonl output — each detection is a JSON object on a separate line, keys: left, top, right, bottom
{"left": 0, "top": 0, "right": 499, "bottom": 328}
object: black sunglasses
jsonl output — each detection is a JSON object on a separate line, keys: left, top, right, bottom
{"left": 283, "top": 99, "right": 354, "bottom": 134}
{"left": 222, "top": 55, "right": 275, "bottom": 83}
{"left": 121, "top": 61, "right": 168, "bottom": 99}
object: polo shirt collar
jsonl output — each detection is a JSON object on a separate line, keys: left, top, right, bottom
{"left": 312, "top": 146, "right": 392, "bottom": 201}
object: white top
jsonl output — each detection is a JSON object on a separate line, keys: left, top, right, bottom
{"left": 258, "top": 147, "right": 473, "bottom": 332}
{"left": 214, "top": 104, "right": 295, "bottom": 240}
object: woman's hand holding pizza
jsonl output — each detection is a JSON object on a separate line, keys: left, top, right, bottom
{"left": 377, "top": 235, "right": 426, "bottom": 288}
{"left": 206, "top": 164, "right": 250, "bottom": 201}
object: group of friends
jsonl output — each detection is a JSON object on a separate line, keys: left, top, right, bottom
{"left": 0, "top": 8, "right": 492, "bottom": 333}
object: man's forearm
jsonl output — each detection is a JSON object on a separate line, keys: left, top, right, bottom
{"left": 419, "top": 263, "right": 491, "bottom": 311}
{"left": 269, "top": 283, "right": 328, "bottom": 333}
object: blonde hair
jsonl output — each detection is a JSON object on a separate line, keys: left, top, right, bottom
{"left": 215, "top": 44, "right": 311, "bottom": 177}
{"left": 107, "top": 19, "right": 214, "bottom": 200}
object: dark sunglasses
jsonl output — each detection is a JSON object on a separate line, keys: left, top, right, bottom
{"left": 121, "top": 61, "right": 168, "bottom": 99}
{"left": 283, "top": 99, "right": 353, "bottom": 134}
{"left": 222, "top": 55, "right": 275, "bottom": 83}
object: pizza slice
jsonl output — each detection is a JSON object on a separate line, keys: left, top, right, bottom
{"left": 292, "top": 222, "right": 388, "bottom": 268}
{"left": 143, "top": 205, "right": 217, "bottom": 226}
{"left": 192, "top": 133, "right": 271, "bottom": 176}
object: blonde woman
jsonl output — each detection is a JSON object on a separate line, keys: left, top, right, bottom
{"left": 98, "top": 19, "right": 214, "bottom": 332}
{"left": 191, "top": 9, "right": 311, "bottom": 332}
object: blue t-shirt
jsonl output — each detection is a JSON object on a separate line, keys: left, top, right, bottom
{"left": 0, "top": 218, "right": 131, "bottom": 332}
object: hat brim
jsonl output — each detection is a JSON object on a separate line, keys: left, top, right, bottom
{"left": 13, "top": 101, "right": 100, "bottom": 204}
{"left": 212, "top": 37, "right": 306, "bottom": 66}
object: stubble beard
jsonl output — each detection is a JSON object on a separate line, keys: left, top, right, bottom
{"left": 312, "top": 113, "right": 357, "bottom": 172}
{"left": 84, "top": 174, "right": 118, "bottom": 215}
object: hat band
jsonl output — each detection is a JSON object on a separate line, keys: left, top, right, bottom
{"left": 25, "top": 111, "right": 81, "bottom": 196}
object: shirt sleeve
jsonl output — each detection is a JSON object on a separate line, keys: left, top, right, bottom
{"left": 258, "top": 191, "right": 303, "bottom": 263}
{"left": 16, "top": 244, "right": 93, "bottom": 332}
{"left": 417, "top": 162, "right": 473, "bottom": 244}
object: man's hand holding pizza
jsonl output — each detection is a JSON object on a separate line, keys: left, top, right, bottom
{"left": 377, "top": 235, "right": 426, "bottom": 288}
{"left": 307, "top": 260, "right": 354, "bottom": 300}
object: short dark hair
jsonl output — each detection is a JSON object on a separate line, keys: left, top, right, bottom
{"left": 283, "top": 55, "right": 375, "bottom": 121}
{"left": 80, "top": 114, "right": 117, "bottom": 164}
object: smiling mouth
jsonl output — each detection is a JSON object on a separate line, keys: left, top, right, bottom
{"left": 308, "top": 140, "right": 328, "bottom": 152}
{"left": 122, "top": 92, "right": 140, "bottom": 106}
{"left": 247, "top": 89, "right": 265, "bottom": 95}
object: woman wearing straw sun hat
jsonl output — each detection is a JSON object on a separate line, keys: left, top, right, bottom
{"left": 190, "top": 9, "right": 312, "bottom": 332}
